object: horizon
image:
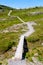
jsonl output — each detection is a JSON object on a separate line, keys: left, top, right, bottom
{"left": 0, "top": 0, "right": 43, "bottom": 9}
{"left": 0, "top": 4, "right": 43, "bottom": 9}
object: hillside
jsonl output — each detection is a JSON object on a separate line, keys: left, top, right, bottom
{"left": 0, "top": 5, "right": 43, "bottom": 65}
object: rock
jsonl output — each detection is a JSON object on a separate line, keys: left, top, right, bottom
{"left": 0, "top": 29, "right": 8, "bottom": 33}
{"left": 41, "top": 43, "right": 43, "bottom": 45}
{"left": 34, "top": 53, "right": 38, "bottom": 57}
{"left": 12, "top": 47, "right": 16, "bottom": 51}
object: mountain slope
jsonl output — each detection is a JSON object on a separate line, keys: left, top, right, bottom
{"left": 0, "top": 5, "right": 43, "bottom": 64}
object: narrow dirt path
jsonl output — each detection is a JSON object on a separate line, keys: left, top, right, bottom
{"left": 17, "top": 16, "right": 25, "bottom": 23}
{"left": 8, "top": 10, "right": 12, "bottom": 16}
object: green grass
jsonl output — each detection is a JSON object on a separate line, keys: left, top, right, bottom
{"left": 11, "top": 7, "right": 43, "bottom": 16}
{"left": 26, "top": 7, "right": 43, "bottom": 12}
{"left": 0, "top": 32, "right": 20, "bottom": 54}
{"left": 0, "top": 17, "right": 21, "bottom": 30}
{"left": 0, "top": 10, "right": 9, "bottom": 18}
{"left": 27, "top": 20, "right": 43, "bottom": 43}
{"left": 0, "top": 25, "right": 26, "bottom": 54}
{"left": 26, "top": 46, "right": 43, "bottom": 62}
{"left": 19, "top": 14, "right": 43, "bottom": 22}
{"left": 26, "top": 20, "right": 43, "bottom": 61}
{"left": 0, "top": 23, "right": 28, "bottom": 55}
{"left": 0, "top": 5, "right": 13, "bottom": 18}
{"left": 0, "top": 5, "right": 43, "bottom": 62}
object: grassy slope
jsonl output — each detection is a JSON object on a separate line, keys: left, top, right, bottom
{"left": 0, "top": 17, "right": 21, "bottom": 30}
{"left": 0, "top": 5, "right": 22, "bottom": 55}
{"left": 11, "top": 6, "right": 43, "bottom": 61}
{"left": 0, "top": 32, "right": 19, "bottom": 54}
{"left": 19, "top": 14, "right": 43, "bottom": 22}
{"left": 11, "top": 7, "right": 43, "bottom": 16}
{"left": 0, "top": 5, "right": 43, "bottom": 62}
{"left": 26, "top": 20, "right": 43, "bottom": 61}
{"left": 0, "top": 5, "right": 13, "bottom": 18}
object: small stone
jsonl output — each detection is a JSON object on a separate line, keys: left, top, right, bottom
{"left": 34, "top": 53, "right": 38, "bottom": 56}
{"left": 41, "top": 43, "right": 43, "bottom": 45}
{"left": 12, "top": 47, "right": 16, "bottom": 51}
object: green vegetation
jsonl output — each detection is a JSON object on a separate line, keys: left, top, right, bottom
{"left": 26, "top": 47, "right": 43, "bottom": 62}
{"left": 27, "top": 20, "right": 43, "bottom": 62}
{"left": 19, "top": 14, "right": 43, "bottom": 22}
{"left": 0, "top": 17, "right": 21, "bottom": 30}
{"left": 0, "top": 32, "right": 20, "bottom": 54}
{"left": 11, "top": 7, "right": 43, "bottom": 16}
{"left": 0, "top": 5, "right": 43, "bottom": 63}
{"left": 11, "top": 7, "right": 43, "bottom": 22}
{"left": 0, "top": 5, "right": 13, "bottom": 18}
{"left": 27, "top": 20, "right": 43, "bottom": 44}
